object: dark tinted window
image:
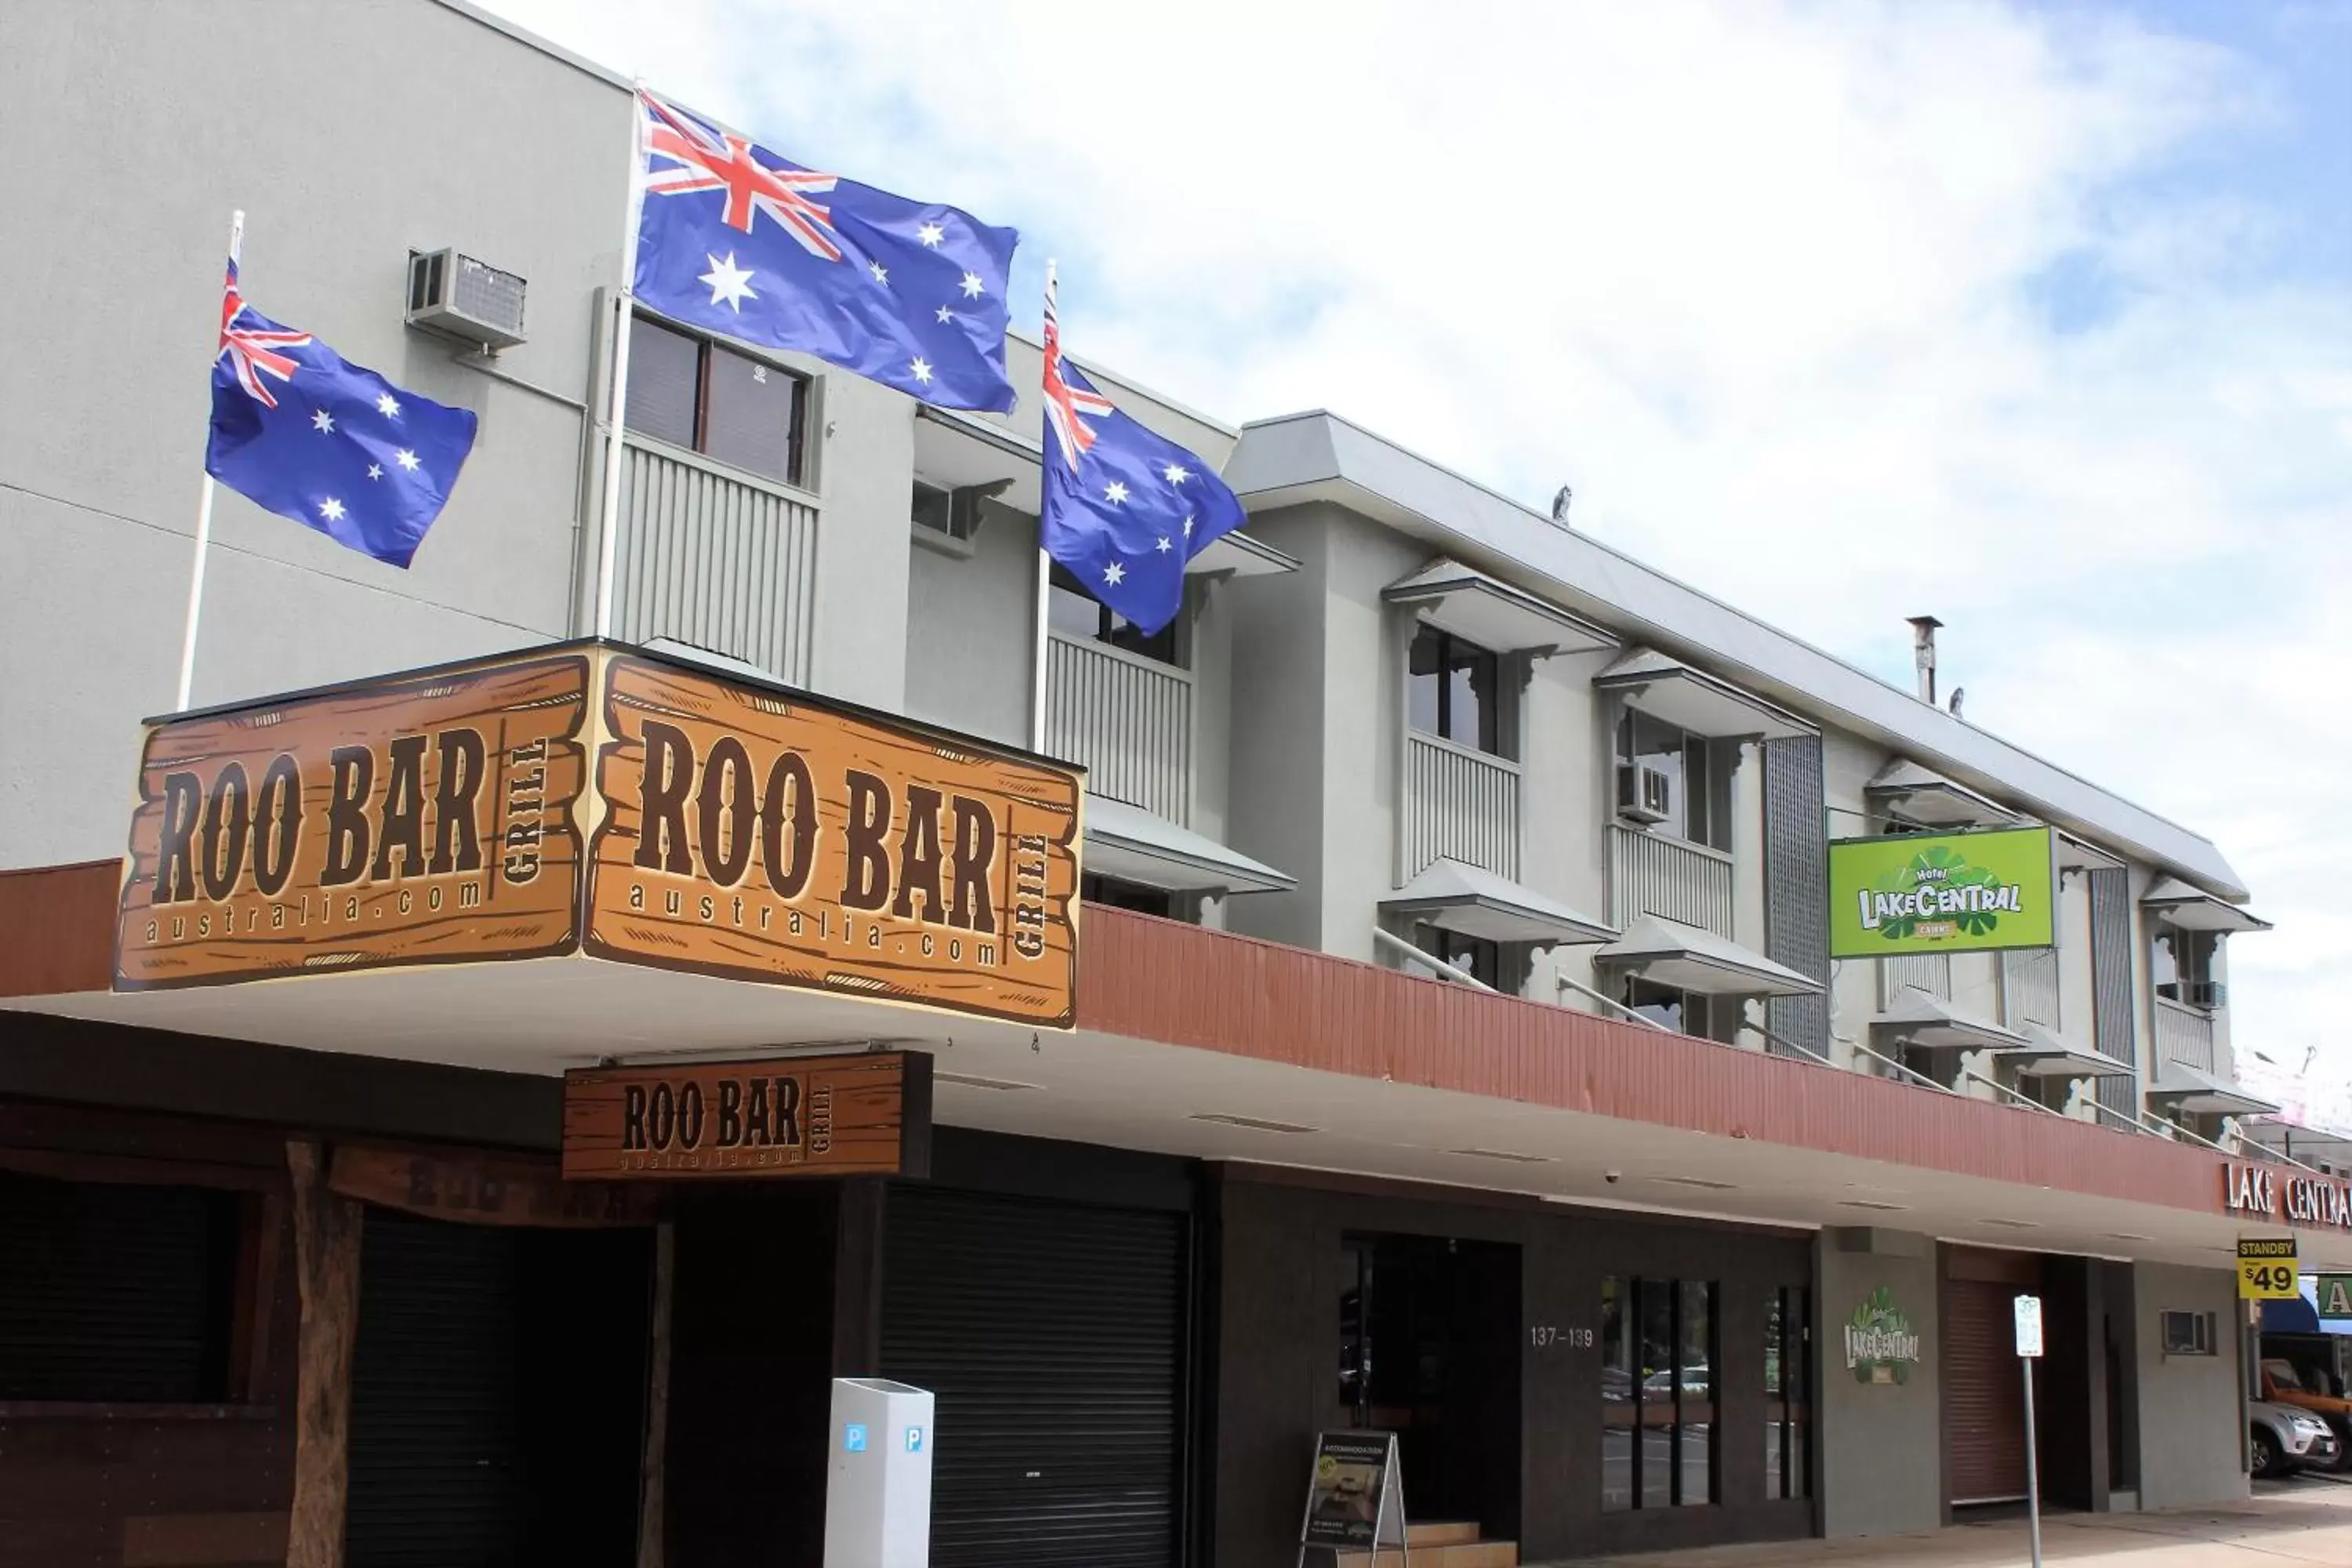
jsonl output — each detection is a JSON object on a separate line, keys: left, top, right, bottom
{"left": 1047, "top": 563, "right": 1179, "bottom": 666}
{"left": 1081, "top": 873, "right": 1174, "bottom": 919}
{"left": 1408, "top": 624, "right": 1502, "bottom": 756}
{"left": 1415, "top": 924, "right": 1501, "bottom": 989}
{"left": 625, "top": 316, "right": 805, "bottom": 485}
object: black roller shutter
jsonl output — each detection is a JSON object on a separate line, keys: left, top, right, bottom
{"left": 881, "top": 1185, "right": 1188, "bottom": 1568}
{"left": 0, "top": 1171, "right": 238, "bottom": 1403}
{"left": 347, "top": 1211, "right": 526, "bottom": 1568}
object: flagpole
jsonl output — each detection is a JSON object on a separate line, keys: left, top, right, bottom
{"left": 593, "top": 83, "right": 648, "bottom": 641}
{"left": 176, "top": 209, "right": 245, "bottom": 712}
{"left": 1029, "top": 260, "right": 1058, "bottom": 751}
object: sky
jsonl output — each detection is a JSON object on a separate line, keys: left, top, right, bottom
{"left": 483, "top": 0, "right": 2352, "bottom": 1123}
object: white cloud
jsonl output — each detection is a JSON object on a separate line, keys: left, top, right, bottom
{"left": 488, "top": 0, "right": 2352, "bottom": 1106}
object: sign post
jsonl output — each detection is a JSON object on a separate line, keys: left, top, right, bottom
{"left": 2015, "top": 1294, "right": 2044, "bottom": 1568}
{"left": 1298, "top": 1431, "right": 1407, "bottom": 1567}
{"left": 2238, "top": 1238, "right": 2299, "bottom": 1301}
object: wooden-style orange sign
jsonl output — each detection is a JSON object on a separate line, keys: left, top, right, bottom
{"left": 583, "top": 655, "right": 1081, "bottom": 1028}
{"left": 561, "top": 1051, "right": 931, "bottom": 1181}
{"left": 328, "top": 1144, "right": 660, "bottom": 1227}
{"left": 115, "top": 652, "right": 590, "bottom": 989}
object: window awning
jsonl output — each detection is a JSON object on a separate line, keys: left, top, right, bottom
{"left": 1383, "top": 559, "right": 1616, "bottom": 655}
{"left": 2241, "top": 1116, "right": 2352, "bottom": 1167}
{"left": 1592, "top": 913, "right": 1822, "bottom": 997}
{"left": 1594, "top": 648, "right": 1815, "bottom": 742}
{"left": 1381, "top": 858, "right": 1617, "bottom": 946}
{"left": 913, "top": 405, "right": 1295, "bottom": 578}
{"left": 1083, "top": 796, "right": 1294, "bottom": 897}
{"left": 2145, "top": 1064, "right": 2281, "bottom": 1117}
{"left": 2142, "top": 877, "right": 2271, "bottom": 935}
{"left": 2055, "top": 833, "right": 2125, "bottom": 874}
{"left": 913, "top": 403, "right": 1042, "bottom": 515}
{"left": 1869, "top": 988, "right": 2030, "bottom": 1051}
{"left": 1996, "top": 1024, "right": 2136, "bottom": 1080}
{"left": 1865, "top": 760, "right": 2018, "bottom": 829}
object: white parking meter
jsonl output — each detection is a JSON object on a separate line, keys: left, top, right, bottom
{"left": 823, "top": 1377, "right": 935, "bottom": 1568}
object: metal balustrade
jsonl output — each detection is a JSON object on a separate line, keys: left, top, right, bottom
{"left": 2001, "top": 948, "right": 2060, "bottom": 1029}
{"left": 1879, "top": 952, "right": 1952, "bottom": 1004}
{"left": 613, "top": 438, "right": 817, "bottom": 684}
{"left": 1607, "top": 823, "right": 1733, "bottom": 936}
{"left": 1044, "top": 633, "right": 1193, "bottom": 824}
{"left": 1403, "top": 733, "right": 1520, "bottom": 880}
{"left": 2154, "top": 996, "right": 2216, "bottom": 1074}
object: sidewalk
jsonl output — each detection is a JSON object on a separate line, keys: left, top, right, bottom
{"left": 1538, "top": 1480, "right": 2352, "bottom": 1567}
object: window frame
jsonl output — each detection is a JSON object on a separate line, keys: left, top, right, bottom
{"left": 1409, "top": 622, "right": 1509, "bottom": 760}
{"left": 1765, "top": 1284, "right": 1812, "bottom": 1502}
{"left": 624, "top": 312, "right": 811, "bottom": 489}
{"left": 1080, "top": 872, "right": 1176, "bottom": 921}
{"left": 1613, "top": 706, "right": 1733, "bottom": 851}
{"left": 1602, "top": 1273, "right": 1719, "bottom": 1512}
{"left": 1046, "top": 561, "right": 1185, "bottom": 668}
{"left": 2159, "top": 1308, "right": 2216, "bottom": 1357}
{"left": 1415, "top": 924, "right": 1503, "bottom": 990}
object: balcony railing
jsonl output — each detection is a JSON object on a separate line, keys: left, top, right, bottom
{"left": 613, "top": 438, "right": 818, "bottom": 684}
{"left": 1044, "top": 633, "right": 1192, "bottom": 824}
{"left": 1880, "top": 952, "right": 1951, "bottom": 1004}
{"left": 1404, "top": 733, "right": 1520, "bottom": 880}
{"left": 2002, "top": 948, "right": 2060, "bottom": 1029}
{"left": 2154, "top": 996, "right": 2216, "bottom": 1074}
{"left": 1608, "top": 824, "right": 1733, "bottom": 937}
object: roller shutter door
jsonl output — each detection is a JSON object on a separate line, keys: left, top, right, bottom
{"left": 1946, "top": 1279, "right": 2029, "bottom": 1504}
{"left": 881, "top": 1185, "right": 1187, "bottom": 1568}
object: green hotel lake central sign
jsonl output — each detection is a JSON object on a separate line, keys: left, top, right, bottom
{"left": 1828, "top": 825, "right": 2057, "bottom": 961}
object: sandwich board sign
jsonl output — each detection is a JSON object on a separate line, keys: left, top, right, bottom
{"left": 1300, "top": 1430, "right": 1407, "bottom": 1565}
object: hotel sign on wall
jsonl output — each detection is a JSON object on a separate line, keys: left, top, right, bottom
{"left": 2223, "top": 1160, "right": 2352, "bottom": 1234}
{"left": 1827, "top": 825, "right": 2056, "bottom": 960}
{"left": 114, "top": 644, "right": 1082, "bottom": 1029}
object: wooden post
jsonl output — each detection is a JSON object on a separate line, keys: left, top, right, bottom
{"left": 635, "top": 1219, "right": 675, "bottom": 1568}
{"left": 285, "top": 1140, "right": 362, "bottom": 1568}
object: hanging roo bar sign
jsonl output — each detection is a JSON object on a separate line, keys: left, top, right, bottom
{"left": 583, "top": 654, "right": 1081, "bottom": 1026}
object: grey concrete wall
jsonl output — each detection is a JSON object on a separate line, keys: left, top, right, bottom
{"left": 1221, "top": 506, "right": 1330, "bottom": 950}
{"left": 902, "top": 503, "right": 1039, "bottom": 750}
{"left": 0, "top": 0, "right": 631, "bottom": 868}
{"left": 2132, "top": 1264, "right": 2247, "bottom": 1510}
{"left": 1317, "top": 510, "right": 1426, "bottom": 964}
{"left": 1817, "top": 1231, "right": 1944, "bottom": 1538}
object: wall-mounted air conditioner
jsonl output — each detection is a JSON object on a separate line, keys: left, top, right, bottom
{"left": 405, "top": 248, "right": 527, "bottom": 350}
{"left": 1616, "top": 761, "right": 1671, "bottom": 825}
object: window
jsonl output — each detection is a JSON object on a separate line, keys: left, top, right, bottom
{"left": 625, "top": 315, "right": 807, "bottom": 485}
{"left": 1081, "top": 873, "right": 1173, "bottom": 920}
{"left": 1409, "top": 625, "right": 1504, "bottom": 757}
{"left": 1621, "top": 977, "right": 1738, "bottom": 1045}
{"left": 1416, "top": 924, "right": 1502, "bottom": 990}
{"left": 2151, "top": 928, "right": 2223, "bottom": 1009}
{"left": 911, "top": 481, "right": 985, "bottom": 544}
{"left": 2160, "top": 1309, "right": 2216, "bottom": 1356}
{"left": 1602, "top": 1276, "right": 1717, "bottom": 1512}
{"left": 1047, "top": 562, "right": 1180, "bottom": 666}
{"left": 1766, "top": 1286, "right": 1812, "bottom": 1501}
{"left": 1615, "top": 710, "right": 1728, "bottom": 848}
{"left": 0, "top": 1171, "right": 245, "bottom": 1403}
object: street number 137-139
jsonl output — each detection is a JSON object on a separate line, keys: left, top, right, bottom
{"left": 1531, "top": 1326, "right": 1597, "bottom": 1348}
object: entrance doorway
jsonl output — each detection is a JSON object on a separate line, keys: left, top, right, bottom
{"left": 1337, "top": 1233, "right": 1521, "bottom": 1538}
{"left": 345, "top": 1210, "right": 653, "bottom": 1568}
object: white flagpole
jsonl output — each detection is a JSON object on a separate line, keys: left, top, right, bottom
{"left": 593, "top": 84, "right": 649, "bottom": 641}
{"left": 1029, "top": 260, "right": 1058, "bottom": 750}
{"left": 176, "top": 208, "right": 245, "bottom": 712}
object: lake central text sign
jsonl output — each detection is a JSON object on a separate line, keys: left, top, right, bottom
{"left": 114, "top": 644, "right": 1083, "bottom": 1029}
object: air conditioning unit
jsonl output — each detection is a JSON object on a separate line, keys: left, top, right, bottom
{"left": 1616, "top": 761, "right": 1671, "bottom": 825}
{"left": 2158, "top": 979, "right": 2227, "bottom": 1011}
{"left": 405, "top": 248, "right": 527, "bottom": 350}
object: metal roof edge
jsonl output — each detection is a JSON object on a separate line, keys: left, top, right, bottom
{"left": 1228, "top": 411, "right": 2247, "bottom": 898}
{"left": 430, "top": 0, "right": 635, "bottom": 91}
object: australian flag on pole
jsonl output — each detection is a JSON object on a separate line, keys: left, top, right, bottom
{"left": 631, "top": 91, "right": 1019, "bottom": 412}
{"left": 206, "top": 261, "right": 478, "bottom": 568}
{"left": 1039, "top": 268, "right": 1246, "bottom": 637}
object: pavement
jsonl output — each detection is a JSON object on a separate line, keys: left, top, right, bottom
{"left": 1537, "top": 1476, "right": 2352, "bottom": 1567}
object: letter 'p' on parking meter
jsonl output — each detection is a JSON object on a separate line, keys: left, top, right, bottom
{"left": 824, "top": 1377, "right": 935, "bottom": 1568}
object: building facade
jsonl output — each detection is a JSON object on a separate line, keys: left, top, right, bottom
{"left": 4, "top": 5, "right": 2347, "bottom": 1568}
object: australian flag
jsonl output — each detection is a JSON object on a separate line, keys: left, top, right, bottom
{"left": 1040, "top": 269, "right": 1246, "bottom": 637}
{"left": 631, "top": 91, "right": 1018, "bottom": 412}
{"left": 206, "top": 261, "right": 477, "bottom": 568}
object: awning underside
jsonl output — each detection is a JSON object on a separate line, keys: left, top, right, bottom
{"left": 1385, "top": 559, "right": 1615, "bottom": 655}
{"left": 1382, "top": 858, "right": 1617, "bottom": 946}
{"left": 1083, "top": 797, "right": 1294, "bottom": 896}
{"left": 2146, "top": 1063, "right": 2281, "bottom": 1117}
{"left": 1593, "top": 913, "right": 1822, "bottom": 997}
{"left": 1866, "top": 760, "right": 2018, "bottom": 829}
{"left": 1869, "top": 988, "right": 2029, "bottom": 1051}
{"left": 1996, "top": 1024, "right": 2136, "bottom": 1079}
{"left": 1594, "top": 648, "right": 1814, "bottom": 742}
{"left": 2142, "top": 877, "right": 2271, "bottom": 935}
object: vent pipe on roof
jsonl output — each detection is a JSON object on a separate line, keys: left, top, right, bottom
{"left": 1907, "top": 615, "right": 1943, "bottom": 706}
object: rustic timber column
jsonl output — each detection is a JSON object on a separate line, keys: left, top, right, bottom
{"left": 636, "top": 1219, "right": 676, "bottom": 1568}
{"left": 285, "top": 1140, "right": 363, "bottom": 1568}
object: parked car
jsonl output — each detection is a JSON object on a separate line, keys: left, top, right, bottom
{"left": 2251, "top": 1399, "right": 2339, "bottom": 1478}
{"left": 2261, "top": 1358, "right": 2352, "bottom": 1472}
